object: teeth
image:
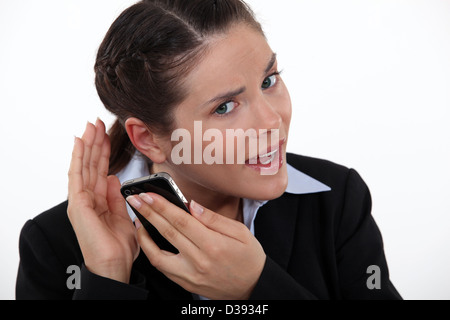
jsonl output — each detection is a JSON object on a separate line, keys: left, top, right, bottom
{"left": 247, "top": 149, "right": 279, "bottom": 165}
{"left": 259, "top": 149, "right": 278, "bottom": 158}
{"left": 259, "top": 157, "right": 273, "bottom": 165}
{"left": 259, "top": 149, "right": 277, "bottom": 165}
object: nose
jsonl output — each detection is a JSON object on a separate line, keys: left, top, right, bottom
{"left": 253, "top": 95, "right": 282, "bottom": 132}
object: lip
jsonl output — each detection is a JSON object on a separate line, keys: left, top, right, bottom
{"left": 244, "top": 138, "right": 286, "bottom": 174}
{"left": 245, "top": 138, "right": 286, "bottom": 164}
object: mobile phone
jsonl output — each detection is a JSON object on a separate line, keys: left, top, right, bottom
{"left": 120, "top": 172, "right": 190, "bottom": 253}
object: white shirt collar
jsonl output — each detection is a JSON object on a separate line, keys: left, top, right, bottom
{"left": 285, "top": 163, "right": 331, "bottom": 194}
{"left": 116, "top": 154, "right": 331, "bottom": 227}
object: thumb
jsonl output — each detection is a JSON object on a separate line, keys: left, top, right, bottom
{"left": 106, "top": 175, "right": 129, "bottom": 220}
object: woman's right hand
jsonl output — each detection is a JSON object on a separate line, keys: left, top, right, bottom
{"left": 67, "top": 119, "right": 139, "bottom": 283}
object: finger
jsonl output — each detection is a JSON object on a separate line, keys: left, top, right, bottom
{"left": 81, "top": 122, "right": 96, "bottom": 189}
{"left": 97, "top": 133, "right": 111, "bottom": 180}
{"left": 68, "top": 137, "right": 85, "bottom": 199}
{"left": 135, "top": 219, "right": 177, "bottom": 270}
{"left": 88, "top": 118, "right": 106, "bottom": 190}
{"left": 135, "top": 221, "right": 194, "bottom": 288}
{"left": 138, "top": 193, "right": 213, "bottom": 248}
{"left": 189, "top": 200, "right": 248, "bottom": 242}
{"left": 126, "top": 194, "right": 201, "bottom": 255}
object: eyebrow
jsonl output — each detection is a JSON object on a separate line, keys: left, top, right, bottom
{"left": 264, "top": 52, "right": 277, "bottom": 76}
{"left": 202, "top": 52, "right": 278, "bottom": 107}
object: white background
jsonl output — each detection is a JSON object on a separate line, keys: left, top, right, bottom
{"left": 0, "top": 0, "right": 449, "bottom": 300}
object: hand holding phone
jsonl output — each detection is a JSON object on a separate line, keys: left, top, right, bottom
{"left": 124, "top": 180, "right": 267, "bottom": 300}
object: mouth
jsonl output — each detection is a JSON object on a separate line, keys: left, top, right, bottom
{"left": 246, "top": 148, "right": 278, "bottom": 166}
{"left": 245, "top": 138, "right": 286, "bottom": 169}
{"left": 258, "top": 149, "right": 278, "bottom": 165}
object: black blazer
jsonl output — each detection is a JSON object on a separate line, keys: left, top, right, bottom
{"left": 16, "top": 154, "right": 402, "bottom": 300}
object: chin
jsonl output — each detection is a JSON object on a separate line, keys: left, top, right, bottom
{"left": 245, "top": 165, "right": 289, "bottom": 201}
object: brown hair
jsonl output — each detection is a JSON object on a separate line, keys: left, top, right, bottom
{"left": 94, "top": 0, "right": 263, "bottom": 175}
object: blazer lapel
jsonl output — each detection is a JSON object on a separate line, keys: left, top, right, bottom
{"left": 254, "top": 193, "right": 300, "bottom": 270}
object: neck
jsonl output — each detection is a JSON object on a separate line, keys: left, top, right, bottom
{"left": 194, "top": 193, "right": 243, "bottom": 222}
{"left": 151, "top": 163, "right": 243, "bottom": 222}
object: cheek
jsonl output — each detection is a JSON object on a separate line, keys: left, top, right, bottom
{"left": 282, "top": 83, "right": 293, "bottom": 114}
{"left": 283, "top": 96, "right": 292, "bottom": 129}
{"left": 273, "top": 83, "right": 293, "bottom": 128}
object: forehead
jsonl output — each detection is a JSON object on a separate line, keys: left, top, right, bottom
{"left": 181, "top": 24, "right": 273, "bottom": 101}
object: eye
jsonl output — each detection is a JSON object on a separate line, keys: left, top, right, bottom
{"left": 261, "top": 74, "right": 278, "bottom": 90}
{"left": 214, "top": 101, "right": 237, "bottom": 115}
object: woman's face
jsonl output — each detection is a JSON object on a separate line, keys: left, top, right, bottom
{"left": 156, "top": 23, "right": 292, "bottom": 202}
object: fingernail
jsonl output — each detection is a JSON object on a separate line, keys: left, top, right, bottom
{"left": 127, "top": 196, "right": 142, "bottom": 210}
{"left": 134, "top": 218, "right": 142, "bottom": 230}
{"left": 190, "top": 200, "right": 204, "bottom": 216}
{"left": 139, "top": 193, "right": 154, "bottom": 205}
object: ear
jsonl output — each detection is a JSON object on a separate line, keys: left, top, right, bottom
{"left": 125, "top": 117, "right": 167, "bottom": 164}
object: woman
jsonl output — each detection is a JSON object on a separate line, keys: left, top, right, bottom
{"left": 16, "top": 0, "right": 401, "bottom": 300}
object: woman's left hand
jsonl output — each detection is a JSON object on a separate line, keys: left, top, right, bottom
{"left": 126, "top": 193, "right": 266, "bottom": 300}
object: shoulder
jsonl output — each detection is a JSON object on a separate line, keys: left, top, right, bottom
{"left": 19, "top": 201, "right": 81, "bottom": 264}
{"left": 286, "top": 153, "right": 348, "bottom": 175}
{"left": 17, "top": 201, "right": 83, "bottom": 299}
{"left": 286, "top": 153, "right": 364, "bottom": 192}
{"left": 30, "top": 201, "right": 70, "bottom": 230}
{"left": 24, "top": 201, "right": 72, "bottom": 239}
{"left": 285, "top": 153, "right": 373, "bottom": 238}
{"left": 285, "top": 153, "right": 371, "bottom": 218}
